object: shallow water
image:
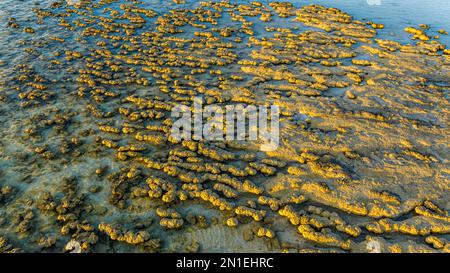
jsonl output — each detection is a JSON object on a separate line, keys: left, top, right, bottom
{"left": 0, "top": 0, "right": 448, "bottom": 253}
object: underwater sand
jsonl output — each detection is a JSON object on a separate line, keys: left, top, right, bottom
{"left": 0, "top": 0, "right": 449, "bottom": 253}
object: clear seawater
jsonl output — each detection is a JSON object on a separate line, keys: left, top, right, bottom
{"left": 1, "top": 0, "right": 449, "bottom": 52}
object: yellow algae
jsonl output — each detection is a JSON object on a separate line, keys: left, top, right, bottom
{"left": 287, "top": 166, "right": 306, "bottom": 176}
{"left": 160, "top": 218, "right": 184, "bottom": 229}
{"left": 366, "top": 217, "right": 450, "bottom": 236}
{"left": 297, "top": 224, "right": 351, "bottom": 250}
{"left": 226, "top": 217, "right": 239, "bottom": 227}
{"left": 425, "top": 236, "right": 447, "bottom": 250}
{"left": 279, "top": 205, "right": 305, "bottom": 226}
{"left": 256, "top": 227, "right": 276, "bottom": 239}
{"left": 235, "top": 206, "right": 266, "bottom": 221}
{"left": 371, "top": 24, "right": 384, "bottom": 29}
{"left": 404, "top": 26, "right": 430, "bottom": 41}
{"left": 98, "top": 223, "right": 158, "bottom": 247}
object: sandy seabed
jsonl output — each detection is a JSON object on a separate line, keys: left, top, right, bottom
{"left": 0, "top": 0, "right": 449, "bottom": 253}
